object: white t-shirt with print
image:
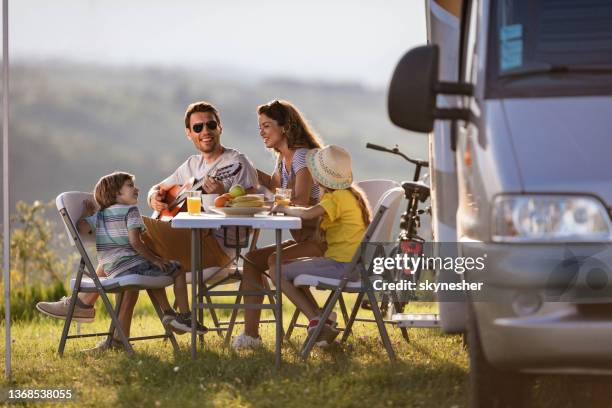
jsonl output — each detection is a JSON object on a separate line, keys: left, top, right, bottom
{"left": 148, "top": 147, "right": 258, "bottom": 255}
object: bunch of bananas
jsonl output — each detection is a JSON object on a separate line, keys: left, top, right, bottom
{"left": 228, "top": 194, "right": 265, "bottom": 208}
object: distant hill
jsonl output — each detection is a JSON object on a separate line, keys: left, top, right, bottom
{"left": 7, "top": 61, "right": 428, "bottom": 215}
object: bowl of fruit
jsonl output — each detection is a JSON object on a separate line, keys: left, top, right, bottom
{"left": 210, "top": 185, "right": 270, "bottom": 216}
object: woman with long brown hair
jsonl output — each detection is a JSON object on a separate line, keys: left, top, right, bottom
{"left": 232, "top": 99, "right": 326, "bottom": 349}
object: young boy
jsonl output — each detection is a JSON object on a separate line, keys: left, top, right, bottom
{"left": 37, "top": 171, "right": 205, "bottom": 350}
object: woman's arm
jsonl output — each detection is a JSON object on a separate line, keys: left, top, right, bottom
{"left": 291, "top": 168, "right": 314, "bottom": 206}
{"left": 257, "top": 169, "right": 271, "bottom": 189}
{"left": 276, "top": 204, "right": 325, "bottom": 220}
{"left": 128, "top": 229, "right": 169, "bottom": 272}
{"left": 257, "top": 169, "right": 280, "bottom": 190}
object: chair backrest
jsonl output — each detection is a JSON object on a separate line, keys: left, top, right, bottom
{"left": 56, "top": 191, "right": 95, "bottom": 246}
{"left": 357, "top": 179, "right": 401, "bottom": 210}
{"left": 366, "top": 187, "right": 404, "bottom": 243}
{"left": 357, "top": 180, "right": 403, "bottom": 242}
{"left": 56, "top": 191, "right": 99, "bottom": 277}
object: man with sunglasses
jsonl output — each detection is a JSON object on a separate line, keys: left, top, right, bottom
{"left": 143, "top": 100, "right": 259, "bottom": 273}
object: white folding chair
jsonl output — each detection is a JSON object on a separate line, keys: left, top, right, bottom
{"left": 357, "top": 179, "right": 401, "bottom": 242}
{"left": 284, "top": 179, "right": 403, "bottom": 341}
{"left": 56, "top": 192, "right": 179, "bottom": 355}
{"left": 294, "top": 187, "right": 405, "bottom": 361}
{"left": 355, "top": 179, "right": 410, "bottom": 342}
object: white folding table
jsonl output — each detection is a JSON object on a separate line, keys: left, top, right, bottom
{"left": 171, "top": 212, "right": 301, "bottom": 368}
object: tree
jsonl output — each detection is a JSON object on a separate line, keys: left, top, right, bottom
{"left": 1, "top": 200, "right": 78, "bottom": 289}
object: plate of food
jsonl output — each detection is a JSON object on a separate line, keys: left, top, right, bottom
{"left": 210, "top": 206, "right": 270, "bottom": 216}
{"left": 210, "top": 192, "right": 270, "bottom": 216}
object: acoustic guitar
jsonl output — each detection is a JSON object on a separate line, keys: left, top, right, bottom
{"left": 152, "top": 162, "right": 242, "bottom": 221}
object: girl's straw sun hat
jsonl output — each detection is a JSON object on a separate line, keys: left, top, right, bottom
{"left": 305, "top": 145, "right": 353, "bottom": 190}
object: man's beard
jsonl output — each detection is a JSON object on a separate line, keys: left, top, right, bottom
{"left": 198, "top": 139, "right": 218, "bottom": 154}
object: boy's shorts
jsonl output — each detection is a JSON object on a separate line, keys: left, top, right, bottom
{"left": 115, "top": 260, "right": 182, "bottom": 279}
{"left": 283, "top": 257, "right": 355, "bottom": 281}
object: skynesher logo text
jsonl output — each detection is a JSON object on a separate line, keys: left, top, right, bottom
{"left": 372, "top": 279, "right": 484, "bottom": 292}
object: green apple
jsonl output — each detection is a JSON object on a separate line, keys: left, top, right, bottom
{"left": 229, "top": 184, "right": 246, "bottom": 198}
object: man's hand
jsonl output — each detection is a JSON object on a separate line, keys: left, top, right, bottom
{"left": 149, "top": 183, "right": 173, "bottom": 211}
{"left": 202, "top": 176, "right": 225, "bottom": 194}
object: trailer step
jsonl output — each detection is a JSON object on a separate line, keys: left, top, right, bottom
{"left": 392, "top": 313, "right": 440, "bottom": 328}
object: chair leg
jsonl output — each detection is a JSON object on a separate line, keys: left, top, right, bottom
{"left": 285, "top": 308, "right": 300, "bottom": 341}
{"left": 57, "top": 290, "right": 78, "bottom": 356}
{"left": 106, "top": 293, "right": 125, "bottom": 346}
{"left": 224, "top": 280, "right": 244, "bottom": 344}
{"left": 198, "top": 269, "right": 224, "bottom": 338}
{"left": 98, "top": 290, "right": 134, "bottom": 355}
{"left": 58, "top": 271, "right": 83, "bottom": 355}
{"left": 204, "top": 293, "right": 224, "bottom": 338}
{"left": 341, "top": 292, "right": 364, "bottom": 343}
{"left": 300, "top": 289, "right": 342, "bottom": 360}
{"left": 365, "top": 288, "right": 396, "bottom": 362}
{"left": 338, "top": 293, "right": 350, "bottom": 326}
{"left": 147, "top": 289, "right": 180, "bottom": 353}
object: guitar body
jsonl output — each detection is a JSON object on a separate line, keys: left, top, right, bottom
{"left": 155, "top": 184, "right": 188, "bottom": 221}
{"left": 152, "top": 162, "right": 243, "bottom": 221}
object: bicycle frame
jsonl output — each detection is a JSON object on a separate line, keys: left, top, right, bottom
{"left": 365, "top": 143, "right": 431, "bottom": 312}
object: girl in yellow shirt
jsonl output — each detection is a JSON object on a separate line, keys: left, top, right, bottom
{"left": 272, "top": 145, "right": 371, "bottom": 346}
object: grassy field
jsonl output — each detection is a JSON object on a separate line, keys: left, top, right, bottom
{"left": 1, "top": 294, "right": 611, "bottom": 407}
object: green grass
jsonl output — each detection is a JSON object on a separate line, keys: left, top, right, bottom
{"left": 1, "top": 294, "right": 611, "bottom": 407}
{"left": 0, "top": 293, "right": 467, "bottom": 407}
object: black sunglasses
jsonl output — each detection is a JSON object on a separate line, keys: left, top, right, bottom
{"left": 192, "top": 120, "right": 218, "bottom": 133}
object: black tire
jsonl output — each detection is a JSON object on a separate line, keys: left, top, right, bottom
{"left": 467, "top": 304, "right": 532, "bottom": 408}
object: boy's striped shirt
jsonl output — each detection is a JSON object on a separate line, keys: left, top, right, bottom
{"left": 86, "top": 204, "right": 147, "bottom": 277}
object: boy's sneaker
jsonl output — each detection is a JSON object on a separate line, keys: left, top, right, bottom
{"left": 161, "top": 310, "right": 178, "bottom": 328}
{"left": 170, "top": 313, "right": 208, "bottom": 335}
{"left": 308, "top": 312, "right": 340, "bottom": 347}
{"left": 231, "top": 332, "right": 263, "bottom": 350}
{"left": 162, "top": 310, "right": 189, "bottom": 335}
{"left": 36, "top": 296, "right": 95, "bottom": 323}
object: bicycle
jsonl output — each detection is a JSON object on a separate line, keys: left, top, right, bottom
{"left": 362, "top": 143, "right": 433, "bottom": 322}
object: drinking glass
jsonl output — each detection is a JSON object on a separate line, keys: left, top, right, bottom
{"left": 201, "top": 194, "right": 219, "bottom": 212}
{"left": 186, "top": 191, "right": 202, "bottom": 215}
{"left": 274, "top": 188, "right": 292, "bottom": 206}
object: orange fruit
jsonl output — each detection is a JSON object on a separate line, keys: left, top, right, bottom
{"left": 214, "top": 195, "right": 229, "bottom": 207}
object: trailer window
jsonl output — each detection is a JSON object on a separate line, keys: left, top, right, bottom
{"left": 487, "top": 0, "right": 612, "bottom": 97}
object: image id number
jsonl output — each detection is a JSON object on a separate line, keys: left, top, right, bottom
{"left": 8, "top": 389, "right": 73, "bottom": 400}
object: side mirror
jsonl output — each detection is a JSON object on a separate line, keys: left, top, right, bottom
{"left": 388, "top": 44, "right": 473, "bottom": 133}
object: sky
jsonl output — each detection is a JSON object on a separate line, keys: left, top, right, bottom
{"left": 11, "top": 0, "right": 426, "bottom": 88}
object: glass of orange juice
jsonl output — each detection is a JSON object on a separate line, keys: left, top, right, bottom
{"left": 274, "top": 188, "right": 292, "bottom": 206}
{"left": 186, "top": 191, "right": 202, "bottom": 215}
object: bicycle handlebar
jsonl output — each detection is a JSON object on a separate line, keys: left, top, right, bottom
{"left": 366, "top": 143, "right": 429, "bottom": 168}
{"left": 364, "top": 143, "right": 389, "bottom": 153}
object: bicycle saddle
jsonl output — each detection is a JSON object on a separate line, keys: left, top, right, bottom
{"left": 401, "top": 180, "right": 430, "bottom": 202}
